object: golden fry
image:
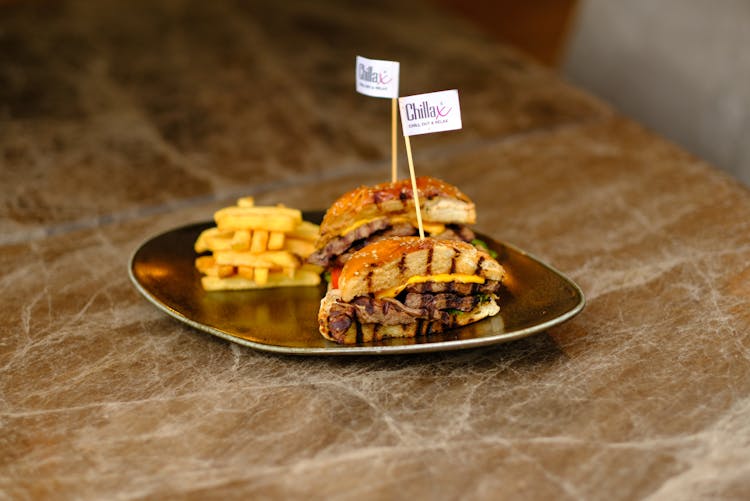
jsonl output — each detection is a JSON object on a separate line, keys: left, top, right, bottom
{"left": 237, "top": 196, "right": 255, "bottom": 207}
{"left": 217, "top": 264, "right": 235, "bottom": 278}
{"left": 283, "top": 238, "right": 315, "bottom": 259}
{"left": 237, "top": 265, "right": 255, "bottom": 279}
{"left": 286, "top": 220, "right": 320, "bottom": 241}
{"left": 195, "top": 227, "right": 233, "bottom": 253}
{"left": 208, "top": 237, "right": 233, "bottom": 252}
{"left": 214, "top": 250, "right": 300, "bottom": 269}
{"left": 267, "top": 231, "right": 285, "bottom": 250}
{"left": 299, "top": 263, "right": 324, "bottom": 275}
{"left": 253, "top": 267, "right": 269, "bottom": 285}
{"left": 200, "top": 268, "right": 321, "bottom": 291}
{"left": 196, "top": 259, "right": 234, "bottom": 278}
{"left": 231, "top": 230, "right": 251, "bottom": 251}
{"left": 214, "top": 206, "right": 302, "bottom": 232}
{"left": 195, "top": 256, "right": 216, "bottom": 273}
{"left": 215, "top": 213, "right": 298, "bottom": 233}
{"left": 195, "top": 228, "right": 234, "bottom": 252}
{"left": 250, "top": 230, "right": 269, "bottom": 253}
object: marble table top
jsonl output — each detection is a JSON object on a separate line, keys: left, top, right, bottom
{"left": 2, "top": 0, "right": 750, "bottom": 499}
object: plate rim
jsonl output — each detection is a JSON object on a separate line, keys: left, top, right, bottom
{"left": 128, "top": 219, "right": 585, "bottom": 356}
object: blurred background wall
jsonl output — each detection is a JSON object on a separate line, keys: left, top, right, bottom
{"left": 563, "top": 0, "right": 750, "bottom": 187}
{"left": 434, "top": 0, "right": 750, "bottom": 187}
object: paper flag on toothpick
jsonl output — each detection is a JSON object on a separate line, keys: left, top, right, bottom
{"left": 398, "top": 90, "right": 463, "bottom": 239}
{"left": 356, "top": 55, "right": 401, "bottom": 182}
{"left": 355, "top": 55, "right": 400, "bottom": 99}
{"left": 399, "top": 89, "right": 462, "bottom": 136}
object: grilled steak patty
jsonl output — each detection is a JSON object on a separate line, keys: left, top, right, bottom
{"left": 435, "top": 224, "right": 476, "bottom": 242}
{"left": 403, "top": 292, "right": 478, "bottom": 312}
{"left": 404, "top": 279, "right": 502, "bottom": 296}
{"left": 325, "top": 279, "right": 502, "bottom": 339}
{"left": 308, "top": 219, "right": 476, "bottom": 268}
{"left": 308, "top": 219, "right": 415, "bottom": 267}
{"left": 308, "top": 217, "right": 390, "bottom": 267}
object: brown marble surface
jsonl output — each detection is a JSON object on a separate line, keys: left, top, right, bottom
{"left": 2, "top": 1, "right": 750, "bottom": 499}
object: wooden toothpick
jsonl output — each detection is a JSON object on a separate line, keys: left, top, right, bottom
{"left": 403, "top": 135, "right": 424, "bottom": 239}
{"left": 391, "top": 97, "right": 398, "bottom": 183}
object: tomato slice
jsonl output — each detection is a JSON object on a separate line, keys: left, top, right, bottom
{"left": 331, "top": 267, "right": 342, "bottom": 289}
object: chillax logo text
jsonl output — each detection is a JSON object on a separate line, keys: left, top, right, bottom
{"left": 355, "top": 55, "right": 400, "bottom": 99}
{"left": 399, "top": 89, "right": 462, "bottom": 136}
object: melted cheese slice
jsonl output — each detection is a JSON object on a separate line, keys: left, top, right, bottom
{"left": 339, "top": 217, "right": 444, "bottom": 237}
{"left": 376, "top": 273, "right": 485, "bottom": 298}
{"left": 339, "top": 216, "right": 401, "bottom": 236}
{"left": 421, "top": 222, "right": 446, "bottom": 235}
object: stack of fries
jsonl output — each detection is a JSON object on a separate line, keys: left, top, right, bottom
{"left": 194, "top": 197, "right": 322, "bottom": 291}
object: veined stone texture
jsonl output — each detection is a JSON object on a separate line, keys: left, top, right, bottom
{"left": 1, "top": 1, "right": 749, "bottom": 500}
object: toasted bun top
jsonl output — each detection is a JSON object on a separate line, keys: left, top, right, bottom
{"left": 338, "top": 236, "right": 505, "bottom": 301}
{"left": 317, "top": 177, "right": 476, "bottom": 245}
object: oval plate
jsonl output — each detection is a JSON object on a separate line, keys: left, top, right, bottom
{"left": 129, "top": 211, "right": 584, "bottom": 355}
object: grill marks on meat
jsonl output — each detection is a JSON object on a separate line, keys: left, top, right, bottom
{"left": 404, "top": 293, "right": 478, "bottom": 312}
{"left": 405, "top": 279, "right": 502, "bottom": 295}
{"left": 328, "top": 302, "right": 355, "bottom": 337}
{"left": 327, "top": 296, "right": 421, "bottom": 332}
{"left": 351, "top": 296, "right": 424, "bottom": 325}
{"left": 308, "top": 218, "right": 475, "bottom": 268}
{"left": 358, "top": 222, "right": 415, "bottom": 247}
{"left": 308, "top": 219, "right": 417, "bottom": 267}
{"left": 436, "top": 224, "right": 476, "bottom": 242}
{"left": 335, "top": 222, "right": 415, "bottom": 267}
{"left": 308, "top": 217, "right": 392, "bottom": 267}
{"left": 325, "top": 279, "right": 502, "bottom": 339}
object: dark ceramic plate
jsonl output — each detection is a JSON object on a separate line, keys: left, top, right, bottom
{"left": 129, "top": 211, "right": 584, "bottom": 355}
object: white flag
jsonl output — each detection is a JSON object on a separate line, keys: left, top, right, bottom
{"left": 399, "top": 89, "right": 462, "bottom": 136}
{"left": 355, "top": 55, "right": 400, "bottom": 99}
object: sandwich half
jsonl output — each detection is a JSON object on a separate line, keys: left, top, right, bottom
{"left": 308, "top": 176, "right": 476, "bottom": 270}
{"left": 318, "top": 236, "right": 506, "bottom": 344}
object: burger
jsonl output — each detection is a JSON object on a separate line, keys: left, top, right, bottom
{"left": 308, "top": 176, "right": 477, "bottom": 271}
{"left": 318, "top": 236, "right": 506, "bottom": 344}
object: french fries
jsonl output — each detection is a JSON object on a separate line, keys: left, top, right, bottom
{"left": 213, "top": 206, "right": 302, "bottom": 232}
{"left": 200, "top": 265, "right": 322, "bottom": 291}
{"left": 194, "top": 198, "right": 322, "bottom": 290}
